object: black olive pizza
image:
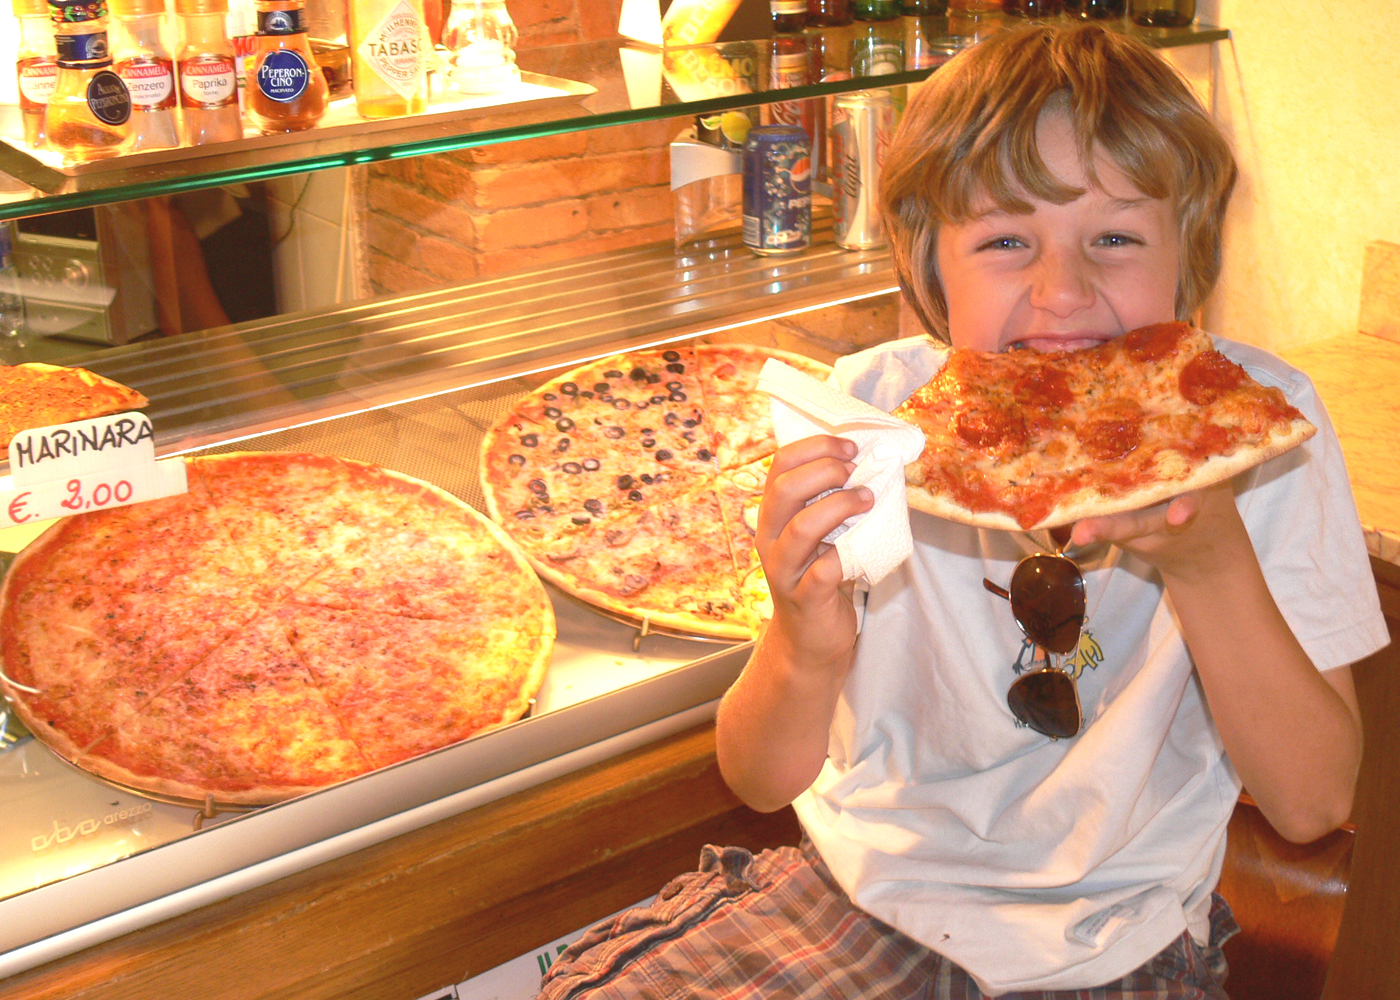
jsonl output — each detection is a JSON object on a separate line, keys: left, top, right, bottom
{"left": 480, "top": 344, "right": 831, "bottom": 639}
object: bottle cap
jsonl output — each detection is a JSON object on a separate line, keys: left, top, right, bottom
{"left": 110, "top": 0, "right": 166, "bottom": 14}
{"left": 12, "top": 0, "right": 48, "bottom": 17}
{"left": 49, "top": 0, "right": 108, "bottom": 23}
{"left": 172, "top": 0, "right": 227, "bottom": 13}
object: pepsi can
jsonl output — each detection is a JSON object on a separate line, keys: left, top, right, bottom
{"left": 831, "top": 90, "right": 893, "bottom": 250}
{"left": 742, "top": 124, "right": 812, "bottom": 256}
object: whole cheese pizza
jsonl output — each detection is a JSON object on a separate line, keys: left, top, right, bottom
{"left": 1, "top": 362, "right": 149, "bottom": 451}
{"left": 894, "top": 322, "right": 1316, "bottom": 531}
{"left": 481, "top": 344, "right": 831, "bottom": 640}
{"left": 0, "top": 452, "right": 554, "bottom": 806}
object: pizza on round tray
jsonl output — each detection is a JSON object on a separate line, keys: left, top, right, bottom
{"left": 893, "top": 323, "right": 1316, "bottom": 531}
{"left": 481, "top": 343, "right": 832, "bottom": 640}
{"left": 0, "top": 452, "right": 554, "bottom": 806}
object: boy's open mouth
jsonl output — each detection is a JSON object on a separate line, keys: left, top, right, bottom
{"left": 1009, "top": 337, "right": 1112, "bottom": 353}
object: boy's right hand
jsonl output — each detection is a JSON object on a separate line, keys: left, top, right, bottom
{"left": 757, "top": 435, "right": 874, "bottom": 670}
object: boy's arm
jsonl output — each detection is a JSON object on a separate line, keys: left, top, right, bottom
{"left": 716, "top": 435, "right": 873, "bottom": 813}
{"left": 1073, "top": 483, "right": 1364, "bottom": 844}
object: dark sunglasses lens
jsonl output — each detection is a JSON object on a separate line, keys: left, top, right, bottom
{"left": 1009, "top": 555, "right": 1086, "bottom": 655}
{"left": 1008, "top": 670, "right": 1081, "bottom": 739}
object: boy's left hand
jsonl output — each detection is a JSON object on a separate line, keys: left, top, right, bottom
{"left": 1069, "top": 480, "right": 1250, "bottom": 581}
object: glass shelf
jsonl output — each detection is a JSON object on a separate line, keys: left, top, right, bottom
{"left": 0, "top": 18, "right": 1227, "bottom": 221}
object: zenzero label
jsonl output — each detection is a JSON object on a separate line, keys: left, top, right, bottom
{"left": 256, "top": 49, "right": 310, "bottom": 102}
{"left": 359, "top": 0, "right": 424, "bottom": 98}
{"left": 179, "top": 55, "right": 236, "bottom": 107}
{"left": 86, "top": 70, "right": 131, "bottom": 124}
{"left": 116, "top": 58, "right": 175, "bottom": 110}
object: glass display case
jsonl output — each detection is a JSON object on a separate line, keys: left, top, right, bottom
{"left": 0, "top": 12, "right": 1229, "bottom": 979}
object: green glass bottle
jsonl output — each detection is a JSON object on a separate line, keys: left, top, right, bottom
{"left": 852, "top": 0, "right": 898, "bottom": 20}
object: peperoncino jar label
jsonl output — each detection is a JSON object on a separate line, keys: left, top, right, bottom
{"left": 17, "top": 58, "right": 58, "bottom": 107}
{"left": 256, "top": 7, "right": 305, "bottom": 34}
{"left": 86, "top": 69, "right": 131, "bottom": 124}
{"left": 179, "top": 55, "right": 236, "bottom": 107}
{"left": 54, "top": 29, "right": 108, "bottom": 66}
{"left": 358, "top": 0, "right": 425, "bottom": 99}
{"left": 256, "top": 48, "right": 310, "bottom": 102}
{"left": 115, "top": 57, "right": 175, "bottom": 110}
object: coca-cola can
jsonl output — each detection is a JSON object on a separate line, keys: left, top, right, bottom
{"left": 831, "top": 89, "right": 893, "bottom": 250}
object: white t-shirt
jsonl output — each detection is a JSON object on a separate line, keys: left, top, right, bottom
{"left": 791, "top": 335, "right": 1390, "bottom": 996}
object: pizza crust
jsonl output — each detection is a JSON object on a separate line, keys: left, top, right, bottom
{"left": 906, "top": 416, "right": 1316, "bottom": 531}
{"left": 66, "top": 752, "right": 334, "bottom": 809}
{"left": 529, "top": 561, "right": 755, "bottom": 641}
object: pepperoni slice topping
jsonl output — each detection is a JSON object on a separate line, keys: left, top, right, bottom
{"left": 1178, "top": 350, "right": 1248, "bottom": 405}
{"left": 955, "top": 406, "right": 1027, "bottom": 451}
{"left": 1123, "top": 321, "right": 1190, "bottom": 363}
{"left": 1013, "top": 366, "right": 1073, "bottom": 410}
{"left": 1077, "top": 401, "right": 1144, "bottom": 461}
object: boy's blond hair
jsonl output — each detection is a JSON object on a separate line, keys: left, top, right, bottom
{"left": 881, "top": 24, "right": 1238, "bottom": 342}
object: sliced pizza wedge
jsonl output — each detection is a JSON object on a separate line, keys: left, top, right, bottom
{"left": 0, "top": 362, "right": 148, "bottom": 451}
{"left": 282, "top": 604, "right": 548, "bottom": 770}
{"left": 79, "top": 610, "right": 371, "bottom": 805}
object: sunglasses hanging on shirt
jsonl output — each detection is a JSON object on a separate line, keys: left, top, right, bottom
{"left": 984, "top": 551, "right": 1087, "bottom": 739}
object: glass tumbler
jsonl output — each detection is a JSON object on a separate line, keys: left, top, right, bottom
{"left": 442, "top": 0, "right": 519, "bottom": 93}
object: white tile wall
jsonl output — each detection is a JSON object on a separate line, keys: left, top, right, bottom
{"left": 266, "top": 168, "right": 357, "bottom": 315}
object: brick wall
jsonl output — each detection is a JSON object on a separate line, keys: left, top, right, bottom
{"left": 357, "top": 0, "right": 687, "bottom": 296}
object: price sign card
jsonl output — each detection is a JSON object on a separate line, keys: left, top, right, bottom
{"left": 1, "top": 412, "right": 188, "bottom": 527}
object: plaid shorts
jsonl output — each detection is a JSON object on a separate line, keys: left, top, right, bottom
{"left": 536, "top": 841, "right": 1239, "bottom": 1000}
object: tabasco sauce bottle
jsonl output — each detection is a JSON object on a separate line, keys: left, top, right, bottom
{"left": 246, "top": 0, "right": 326, "bottom": 131}
{"left": 349, "top": 0, "right": 426, "bottom": 118}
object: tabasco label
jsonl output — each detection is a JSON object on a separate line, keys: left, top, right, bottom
{"left": 17, "top": 57, "right": 58, "bottom": 111}
{"left": 358, "top": 0, "right": 425, "bottom": 99}
{"left": 116, "top": 57, "right": 175, "bottom": 110}
{"left": 179, "top": 54, "right": 237, "bottom": 108}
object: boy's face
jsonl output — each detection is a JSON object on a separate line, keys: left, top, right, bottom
{"left": 934, "top": 110, "right": 1182, "bottom": 353}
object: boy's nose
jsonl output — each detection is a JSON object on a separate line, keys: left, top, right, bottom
{"left": 1029, "top": 248, "right": 1096, "bottom": 316}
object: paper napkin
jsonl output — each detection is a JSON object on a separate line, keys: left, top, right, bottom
{"left": 757, "top": 358, "right": 927, "bottom": 586}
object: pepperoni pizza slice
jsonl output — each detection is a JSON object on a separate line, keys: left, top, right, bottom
{"left": 894, "top": 323, "right": 1317, "bottom": 531}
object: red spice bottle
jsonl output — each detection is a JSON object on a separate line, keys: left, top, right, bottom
{"left": 175, "top": 0, "right": 242, "bottom": 144}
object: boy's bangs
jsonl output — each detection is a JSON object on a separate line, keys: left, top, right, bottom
{"left": 936, "top": 104, "right": 1182, "bottom": 224}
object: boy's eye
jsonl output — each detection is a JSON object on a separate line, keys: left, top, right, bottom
{"left": 1096, "top": 233, "right": 1140, "bottom": 247}
{"left": 979, "top": 236, "right": 1026, "bottom": 251}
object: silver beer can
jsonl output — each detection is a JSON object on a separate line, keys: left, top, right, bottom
{"left": 831, "top": 90, "right": 894, "bottom": 250}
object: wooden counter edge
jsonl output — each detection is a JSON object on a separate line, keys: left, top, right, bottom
{"left": 0, "top": 722, "right": 802, "bottom": 1000}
